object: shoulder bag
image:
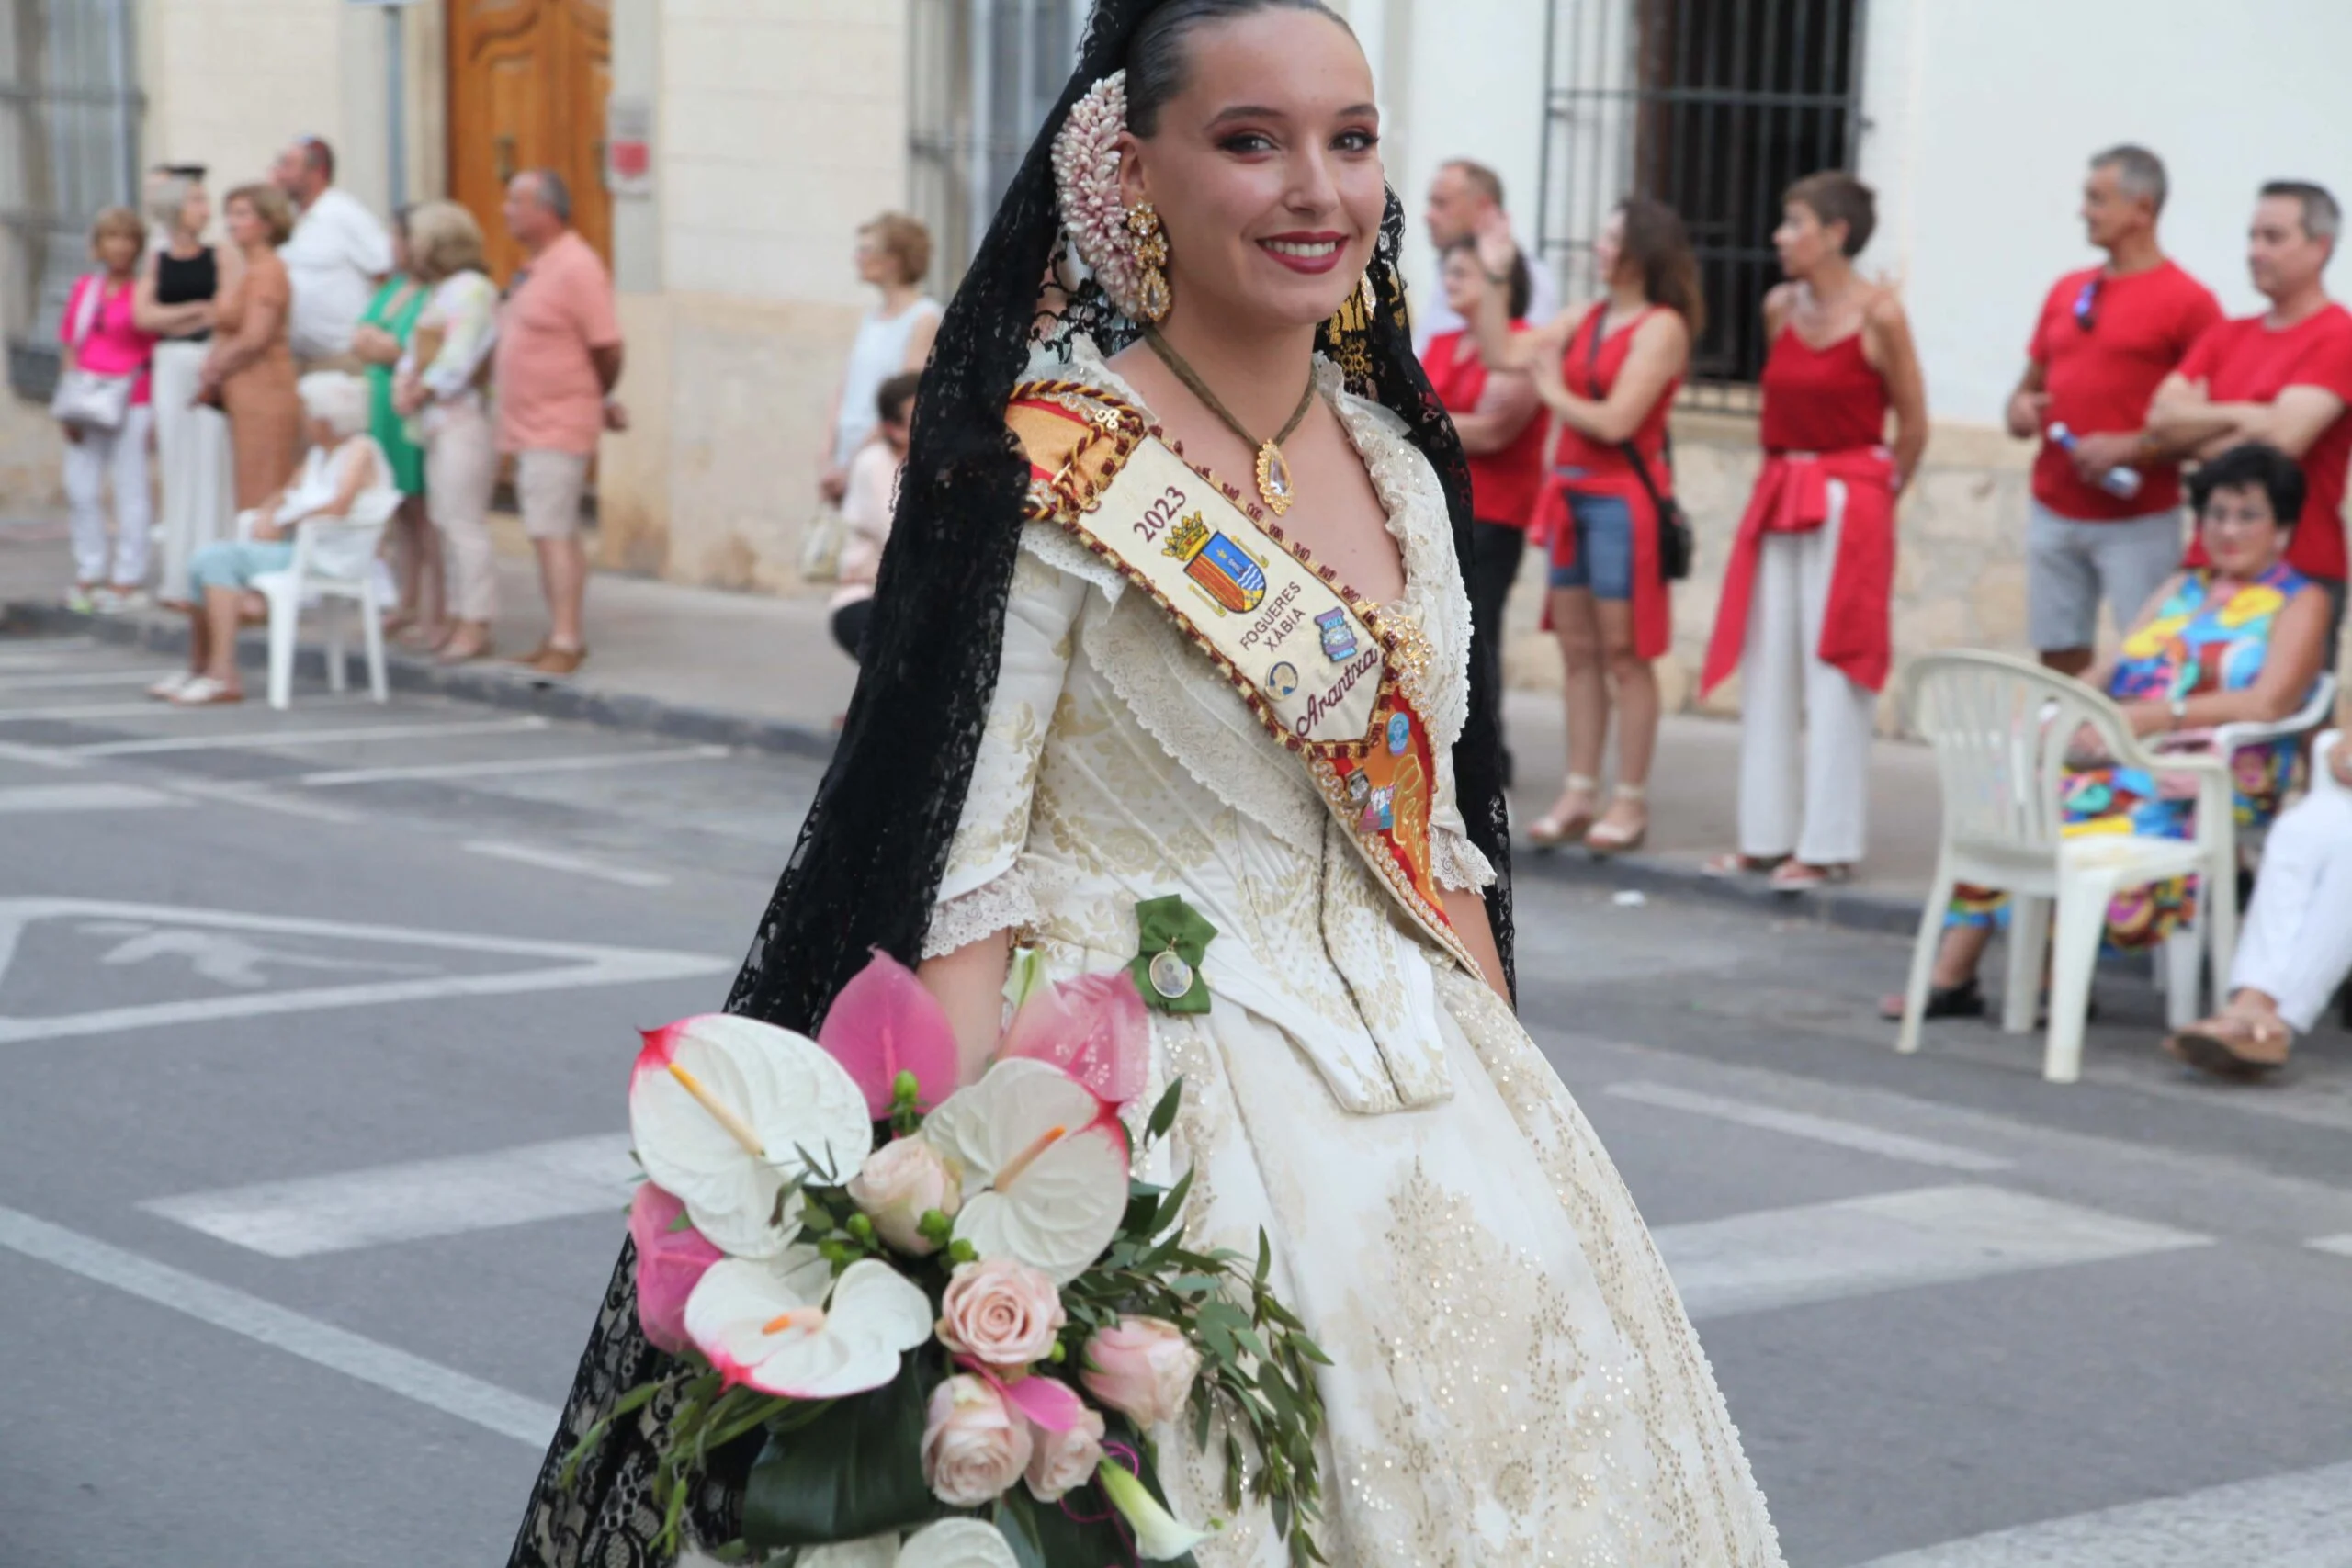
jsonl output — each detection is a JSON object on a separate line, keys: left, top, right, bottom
{"left": 1583, "top": 309, "right": 1693, "bottom": 582}
{"left": 50, "top": 275, "right": 136, "bottom": 434}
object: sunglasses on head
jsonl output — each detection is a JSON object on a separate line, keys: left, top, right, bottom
{"left": 2073, "top": 276, "right": 2102, "bottom": 333}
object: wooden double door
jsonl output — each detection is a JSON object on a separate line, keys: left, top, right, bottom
{"left": 447, "top": 0, "right": 612, "bottom": 284}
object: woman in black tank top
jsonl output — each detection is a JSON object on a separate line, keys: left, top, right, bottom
{"left": 138, "top": 164, "right": 235, "bottom": 603}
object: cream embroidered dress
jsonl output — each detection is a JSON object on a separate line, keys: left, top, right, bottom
{"left": 924, "top": 339, "right": 1781, "bottom": 1566}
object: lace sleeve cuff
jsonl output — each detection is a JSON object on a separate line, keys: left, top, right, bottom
{"left": 922, "top": 867, "right": 1039, "bottom": 960}
{"left": 1431, "top": 827, "right": 1498, "bottom": 893}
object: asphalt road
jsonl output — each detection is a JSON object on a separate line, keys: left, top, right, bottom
{"left": 3, "top": 631, "right": 2348, "bottom": 1568}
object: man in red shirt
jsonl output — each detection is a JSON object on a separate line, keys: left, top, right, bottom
{"left": 2151, "top": 181, "right": 2352, "bottom": 644}
{"left": 2007, "top": 146, "right": 2222, "bottom": 676}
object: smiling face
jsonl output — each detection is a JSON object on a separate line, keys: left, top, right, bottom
{"left": 1117, "top": 9, "right": 1385, "bottom": 335}
{"left": 2197, "top": 481, "right": 2288, "bottom": 578}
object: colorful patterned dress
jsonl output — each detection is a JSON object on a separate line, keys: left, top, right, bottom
{"left": 1951, "top": 563, "right": 2310, "bottom": 948}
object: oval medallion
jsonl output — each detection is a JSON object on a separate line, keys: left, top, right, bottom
{"left": 1386, "top": 712, "right": 1411, "bottom": 754}
{"left": 1148, "top": 948, "right": 1195, "bottom": 1000}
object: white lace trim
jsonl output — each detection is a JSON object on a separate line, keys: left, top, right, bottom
{"left": 1430, "top": 825, "right": 1498, "bottom": 892}
{"left": 922, "top": 866, "right": 1039, "bottom": 960}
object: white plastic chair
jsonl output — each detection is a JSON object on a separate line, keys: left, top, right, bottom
{"left": 1896, "top": 651, "right": 2233, "bottom": 1084}
{"left": 240, "top": 488, "right": 401, "bottom": 711}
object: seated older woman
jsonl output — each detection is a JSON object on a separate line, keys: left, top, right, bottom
{"left": 2165, "top": 728, "right": 2352, "bottom": 1078}
{"left": 1883, "top": 442, "right": 2333, "bottom": 1022}
{"left": 151, "top": 370, "right": 394, "bottom": 706}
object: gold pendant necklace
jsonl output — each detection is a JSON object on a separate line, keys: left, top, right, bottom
{"left": 1142, "top": 325, "right": 1319, "bottom": 515}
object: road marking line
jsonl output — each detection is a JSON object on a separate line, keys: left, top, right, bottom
{"left": 161, "top": 778, "right": 366, "bottom": 824}
{"left": 0, "top": 1204, "right": 558, "bottom": 1445}
{"left": 0, "top": 897, "right": 733, "bottom": 1045}
{"left": 2308, "top": 1235, "right": 2352, "bottom": 1258}
{"left": 1653, "top": 1185, "right": 2210, "bottom": 1321}
{"left": 0, "top": 783, "right": 183, "bottom": 814}
{"left": 1849, "top": 1459, "right": 2352, "bottom": 1567}
{"left": 67, "top": 715, "right": 551, "bottom": 758}
{"left": 0, "top": 700, "right": 197, "bottom": 722}
{"left": 145, "top": 1134, "right": 636, "bottom": 1258}
{"left": 0, "top": 668, "right": 179, "bottom": 692}
{"left": 0, "top": 738, "right": 89, "bottom": 768}
{"left": 297, "top": 742, "right": 730, "bottom": 788}
{"left": 1604, "top": 1080, "right": 2012, "bottom": 1172}
{"left": 464, "top": 840, "right": 671, "bottom": 888}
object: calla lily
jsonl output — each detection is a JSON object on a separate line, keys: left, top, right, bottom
{"left": 818, "top": 952, "right": 964, "bottom": 1118}
{"left": 1095, "top": 1459, "right": 1211, "bottom": 1561}
{"left": 921, "top": 1058, "right": 1127, "bottom": 1285}
{"left": 999, "top": 970, "right": 1151, "bottom": 1108}
{"left": 629, "top": 1013, "right": 874, "bottom": 1258}
{"left": 899, "top": 1519, "right": 1020, "bottom": 1568}
{"left": 685, "top": 1255, "right": 931, "bottom": 1399}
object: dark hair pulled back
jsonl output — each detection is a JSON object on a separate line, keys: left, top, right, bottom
{"left": 1126, "top": 0, "right": 1350, "bottom": 135}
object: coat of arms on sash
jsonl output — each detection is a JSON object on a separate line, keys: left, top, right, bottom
{"left": 1162, "top": 513, "right": 1267, "bottom": 615}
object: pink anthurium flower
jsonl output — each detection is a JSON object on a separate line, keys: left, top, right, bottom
{"left": 818, "top": 952, "right": 964, "bottom": 1120}
{"left": 685, "top": 1254, "right": 932, "bottom": 1399}
{"left": 920, "top": 1058, "right": 1128, "bottom": 1286}
{"left": 999, "top": 970, "right": 1151, "bottom": 1109}
{"left": 628, "top": 1183, "right": 724, "bottom": 1356}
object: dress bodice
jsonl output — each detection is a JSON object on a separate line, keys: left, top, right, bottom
{"left": 922, "top": 336, "right": 1491, "bottom": 1114}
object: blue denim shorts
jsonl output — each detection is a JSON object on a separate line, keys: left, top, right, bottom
{"left": 186, "top": 539, "right": 294, "bottom": 596}
{"left": 1545, "top": 484, "right": 1636, "bottom": 600}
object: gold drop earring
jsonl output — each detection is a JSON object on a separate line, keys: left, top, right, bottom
{"left": 1128, "top": 202, "right": 1170, "bottom": 323}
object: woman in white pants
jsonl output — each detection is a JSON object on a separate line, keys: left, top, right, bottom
{"left": 393, "top": 201, "right": 501, "bottom": 662}
{"left": 2167, "top": 730, "right": 2352, "bottom": 1078}
{"left": 57, "top": 207, "right": 158, "bottom": 612}
{"left": 1699, "top": 173, "right": 1927, "bottom": 891}
{"left": 136, "top": 165, "right": 236, "bottom": 606}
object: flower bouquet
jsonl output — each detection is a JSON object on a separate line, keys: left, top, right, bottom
{"left": 567, "top": 952, "right": 1329, "bottom": 1566}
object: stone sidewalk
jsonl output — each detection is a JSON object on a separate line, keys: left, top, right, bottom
{"left": 0, "top": 513, "right": 1945, "bottom": 928}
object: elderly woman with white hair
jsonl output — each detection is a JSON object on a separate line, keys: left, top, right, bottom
{"left": 153, "top": 370, "right": 394, "bottom": 705}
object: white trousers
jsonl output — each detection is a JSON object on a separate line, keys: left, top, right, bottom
{"left": 2231, "top": 786, "right": 2352, "bottom": 1033}
{"left": 62, "top": 402, "right": 153, "bottom": 587}
{"left": 1736, "top": 479, "right": 1877, "bottom": 865}
{"left": 425, "top": 397, "right": 500, "bottom": 622}
{"left": 150, "top": 339, "right": 235, "bottom": 600}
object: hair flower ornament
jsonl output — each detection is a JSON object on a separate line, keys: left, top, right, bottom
{"left": 1052, "top": 71, "right": 1152, "bottom": 319}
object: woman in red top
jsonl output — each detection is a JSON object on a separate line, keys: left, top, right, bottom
{"left": 1476, "top": 197, "right": 1699, "bottom": 853}
{"left": 1419, "top": 240, "right": 1545, "bottom": 788}
{"left": 1701, "top": 172, "right": 1928, "bottom": 891}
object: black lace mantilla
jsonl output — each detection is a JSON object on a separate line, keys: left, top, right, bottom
{"left": 505, "top": 5, "right": 1512, "bottom": 1562}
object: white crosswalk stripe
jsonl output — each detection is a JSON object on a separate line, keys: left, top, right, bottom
{"left": 1851, "top": 1459, "right": 2352, "bottom": 1567}
{"left": 1605, "top": 1079, "right": 2013, "bottom": 1172}
{"left": 143, "top": 1134, "right": 637, "bottom": 1258}
{"left": 0, "top": 783, "right": 183, "bottom": 813}
{"left": 1652, "top": 1184, "right": 2211, "bottom": 1320}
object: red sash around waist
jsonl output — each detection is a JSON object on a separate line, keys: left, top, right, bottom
{"left": 1533, "top": 469, "right": 1673, "bottom": 661}
{"left": 1700, "top": 447, "right": 1898, "bottom": 696}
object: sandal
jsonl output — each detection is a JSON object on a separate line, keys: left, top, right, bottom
{"left": 147, "top": 671, "right": 197, "bottom": 701}
{"left": 1584, "top": 784, "right": 1648, "bottom": 856}
{"left": 1770, "top": 860, "right": 1853, "bottom": 893}
{"left": 1526, "top": 774, "right": 1600, "bottom": 849}
{"left": 2165, "top": 1008, "right": 2292, "bottom": 1081}
{"left": 1878, "top": 976, "right": 1985, "bottom": 1022}
{"left": 1701, "top": 852, "right": 1785, "bottom": 878}
{"left": 168, "top": 674, "right": 243, "bottom": 706}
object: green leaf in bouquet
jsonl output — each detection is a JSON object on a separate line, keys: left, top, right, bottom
{"left": 1149, "top": 1168, "right": 1194, "bottom": 1239}
{"left": 1146, "top": 1077, "right": 1185, "bottom": 1143}
{"left": 741, "top": 1359, "right": 946, "bottom": 1549}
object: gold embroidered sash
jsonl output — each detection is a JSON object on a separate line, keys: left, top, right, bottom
{"left": 1007, "top": 380, "right": 1478, "bottom": 980}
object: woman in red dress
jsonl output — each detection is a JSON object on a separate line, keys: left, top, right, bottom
{"left": 1476, "top": 197, "right": 1700, "bottom": 853}
{"left": 1419, "top": 241, "right": 1546, "bottom": 787}
{"left": 1701, "top": 172, "right": 1928, "bottom": 890}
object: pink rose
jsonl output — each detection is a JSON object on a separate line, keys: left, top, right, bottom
{"left": 921, "top": 1373, "right": 1034, "bottom": 1507}
{"left": 935, "top": 1257, "right": 1066, "bottom": 1371}
{"left": 1079, "top": 1316, "right": 1201, "bottom": 1428}
{"left": 1024, "top": 1403, "right": 1106, "bottom": 1504}
{"left": 847, "top": 1137, "right": 962, "bottom": 1257}
{"left": 628, "top": 1183, "right": 723, "bottom": 1356}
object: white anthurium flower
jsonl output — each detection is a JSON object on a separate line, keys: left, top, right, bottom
{"left": 629, "top": 1013, "right": 875, "bottom": 1258}
{"left": 684, "top": 1255, "right": 932, "bottom": 1400}
{"left": 797, "top": 1536, "right": 901, "bottom": 1568}
{"left": 899, "top": 1518, "right": 1021, "bottom": 1568}
{"left": 920, "top": 1058, "right": 1127, "bottom": 1286}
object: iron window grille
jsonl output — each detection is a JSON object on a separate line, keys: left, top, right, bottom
{"left": 908, "top": 0, "right": 1087, "bottom": 297}
{"left": 1539, "top": 0, "right": 1868, "bottom": 410}
{"left": 1, "top": 0, "right": 142, "bottom": 403}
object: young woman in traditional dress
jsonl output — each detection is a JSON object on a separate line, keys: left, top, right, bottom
{"left": 507, "top": 4, "right": 1782, "bottom": 1562}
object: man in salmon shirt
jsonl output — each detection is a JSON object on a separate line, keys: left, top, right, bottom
{"left": 2150, "top": 181, "right": 2352, "bottom": 650}
{"left": 2007, "top": 146, "right": 2222, "bottom": 677}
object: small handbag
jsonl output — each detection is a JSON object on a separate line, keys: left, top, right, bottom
{"left": 797, "top": 507, "right": 850, "bottom": 584}
{"left": 1581, "top": 308, "right": 1693, "bottom": 582}
{"left": 49, "top": 275, "right": 136, "bottom": 434}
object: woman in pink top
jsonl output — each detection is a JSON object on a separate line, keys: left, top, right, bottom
{"left": 56, "top": 207, "right": 157, "bottom": 611}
